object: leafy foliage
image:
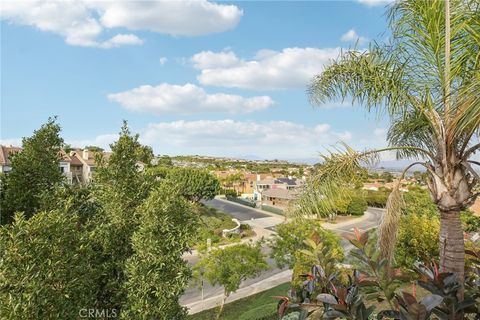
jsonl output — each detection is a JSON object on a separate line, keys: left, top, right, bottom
{"left": 346, "top": 193, "right": 367, "bottom": 216}
{"left": 269, "top": 219, "right": 343, "bottom": 270}
{"left": 194, "top": 242, "right": 269, "bottom": 319}
{"left": 0, "top": 117, "right": 64, "bottom": 224}
{"left": 122, "top": 182, "right": 198, "bottom": 319}
{"left": 395, "top": 214, "right": 440, "bottom": 269}
{"left": 0, "top": 211, "right": 99, "bottom": 319}
{"left": 166, "top": 167, "right": 220, "bottom": 202}
{"left": 90, "top": 121, "right": 155, "bottom": 310}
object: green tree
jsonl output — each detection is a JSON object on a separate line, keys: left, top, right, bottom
{"left": 269, "top": 219, "right": 343, "bottom": 270}
{"left": 395, "top": 214, "right": 440, "bottom": 269}
{"left": 0, "top": 117, "right": 64, "bottom": 224}
{"left": 166, "top": 167, "right": 220, "bottom": 202}
{"left": 91, "top": 121, "right": 154, "bottom": 310}
{"left": 303, "top": 0, "right": 480, "bottom": 283}
{"left": 194, "top": 242, "right": 269, "bottom": 320}
{"left": 135, "top": 145, "right": 154, "bottom": 165}
{"left": 0, "top": 210, "right": 99, "bottom": 319}
{"left": 347, "top": 193, "right": 368, "bottom": 216}
{"left": 122, "top": 182, "right": 198, "bottom": 319}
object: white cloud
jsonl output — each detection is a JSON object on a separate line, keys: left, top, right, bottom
{"left": 194, "top": 47, "right": 342, "bottom": 90}
{"left": 159, "top": 57, "right": 168, "bottom": 65}
{"left": 191, "top": 50, "right": 241, "bottom": 69}
{"left": 97, "top": 1, "right": 242, "bottom": 36}
{"left": 100, "top": 34, "right": 144, "bottom": 49}
{"left": 107, "top": 83, "right": 274, "bottom": 115}
{"left": 139, "top": 119, "right": 352, "bottom": 158}
{"left": 341, "top": 29, "right": 368, "bottom": 45}
{"left": 0, "top": 0, "right": 242, "bottom": 47}
{"left": 356, "top": 0, "right": 394, "bottom": 7}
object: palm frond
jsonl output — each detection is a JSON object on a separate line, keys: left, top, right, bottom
{"left": 377, "top": 180, "right": 404, "bottom": 268}
{"left": 308, "top": 46, "right": 411, "bottom": 118}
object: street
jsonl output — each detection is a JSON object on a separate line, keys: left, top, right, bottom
{"left": 181, "top": 199, "right": 385, "bottom": 313}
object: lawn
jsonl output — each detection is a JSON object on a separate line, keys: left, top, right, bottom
{"left": 188, "top": 282, "right": 290, "bottom": 320}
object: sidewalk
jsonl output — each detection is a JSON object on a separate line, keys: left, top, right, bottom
{"left": 184, "top": 269, "right": 292, "bottom": 315}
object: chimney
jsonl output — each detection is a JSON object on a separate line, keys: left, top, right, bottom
{"left": 256, "top": 174, "right": 260, "bottom": 181}
{"left": 82, "top": 149, "right": 89, "bottom": 160}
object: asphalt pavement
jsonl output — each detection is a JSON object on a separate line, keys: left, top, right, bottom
{"left": 203, "top": 198, "right": 270, "bottom": 220}
{"left": 181, "top": 199, "right": 385, "bottom": 314}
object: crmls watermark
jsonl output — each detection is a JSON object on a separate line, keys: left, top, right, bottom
{"left": 79, "top": 308, "right": 118, "bottom": 318}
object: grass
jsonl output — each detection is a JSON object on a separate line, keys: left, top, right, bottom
{"left": 187, "top": 282, "right": 290, "bottom": 320}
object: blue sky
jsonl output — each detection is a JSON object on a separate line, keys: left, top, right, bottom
{"left": 1, "top": 0, "right": 395, "bottom": 161}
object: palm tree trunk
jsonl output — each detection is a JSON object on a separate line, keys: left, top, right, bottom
{"left": 439, "top": 209, "right": 465, "bottom": 290}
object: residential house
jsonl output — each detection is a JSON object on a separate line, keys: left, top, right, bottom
{"left": 0, "top": 145, "right": 22, "bottom": 173}
{"left": 261, "top": 188, "right": 300, "bottom": 208}
{"left": 254, "top": 176, "right": 304, "bottom": 202}
{"left": 0, "top": 145, "right": 113, "bottom": 185}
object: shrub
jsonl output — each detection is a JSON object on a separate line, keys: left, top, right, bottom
{"left": 364, "top": 189, "right": 389, "bottom": 207}
{"left": 461, "top": 210, "right": 480, "bottom": 232}
{"left": 238, "top": 302, "right": 278, "bottom": 320}
{"left": 0, "top": 211, "right": 99, "bottom": 319}
{"left": 270, "top": 220, "right": 343, "bottom": 284}
{"left": 347, "top": 193, "right": 367, "bottom": 216}
{"left": 395, "top": 214, "right": 440, "bottom": 269}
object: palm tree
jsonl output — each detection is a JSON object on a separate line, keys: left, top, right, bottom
{"left": 298, "top": 0, "right": 479, "bottom": 286}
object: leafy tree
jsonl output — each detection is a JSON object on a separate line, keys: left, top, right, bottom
{"left": 91, "top": 121, "right": 155, "bottom": 310}
{"left": 166, "top": 167, "right": 220, "bottom": 202}
{"left": 302, "top": 0, "right": 480, "bottom": 283}
{"left": 269, "top": 219, "right": 343, "bottom": 270}
{"left": 122, "top": 182, "right": 198, "bottom": 319}
{"left": 194, "top": 242, "right": 269, "bottom": 319}
{"left": 347, "top": 192, "right": 368, "bottom": 216}
{"left": 395, "top": 214, "right": 440, "bottom": 269}
{"left": 135, "top": 145, "right": 154, "bottom": 165}
{"left": 0, "top": 210, "right": 99, "bottom": 319}
{"left": 364, "top": 189, "right": 389, "bottom": 208}
{"left": 0, "top": 117, "right": 64, "bottom": 224}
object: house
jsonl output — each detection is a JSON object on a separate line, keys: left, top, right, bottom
{"left": 261, "top": 188, "right": 300, "bottom": 208}
{"left": 254, "top": 177, "right": 304, "bottom": 201}
{"left": 0, "top": 145, "right": 115, "bottom": 185}
{"left": 0, "top": 145, "right": 22, "bottom": 173}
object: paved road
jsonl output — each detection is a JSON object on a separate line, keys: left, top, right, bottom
{"left": 326, "top": 207, "right": 385, "bottom": 236}
{"left": 181, "top": 200, "right": 385, "bottom": 312}
{"left": 203, "top": 198, "right": 270, "bottom": 220}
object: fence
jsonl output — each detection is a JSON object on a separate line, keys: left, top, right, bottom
{"left": 226, "top": 196, "right": 257, "bottom": 208}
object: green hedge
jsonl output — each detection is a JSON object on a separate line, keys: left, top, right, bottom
{"left": 226, "top": 196, "right": 256, "bottom": 208}
{"left": 261, "top": 204, "right": 285, "bottom": 215}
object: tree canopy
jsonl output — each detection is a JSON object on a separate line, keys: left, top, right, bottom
{"left": 0, "top": 117, "right": 64, "bottom": 224}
